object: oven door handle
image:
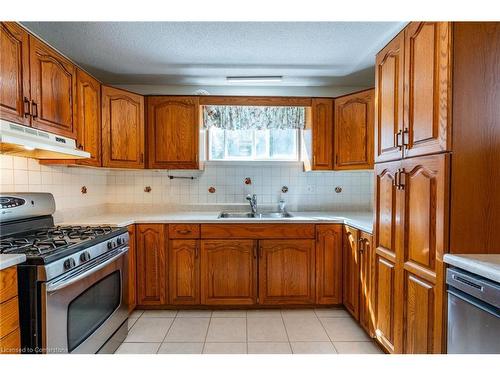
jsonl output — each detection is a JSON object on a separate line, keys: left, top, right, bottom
{"left": 46, "top": 246, "right": 128, "bottom": 294}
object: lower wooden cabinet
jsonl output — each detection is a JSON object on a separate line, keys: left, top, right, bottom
{"left": 316, "top": 225, "right": 342, "bottom": 304}
{"left": 343, "top": 226, "right": 360, "bottom": 319}
{"left": 127, "top": 225, "right": 137, "bottom": 312}
{"left": 200, "top": 240, "right": 257, "bottom": 305}
{"left": 169, "top": 240, "right": 200, "bottom": 304}
{"left": 359, "top": 231, "right": 374, "bottom": 337}
{"left": 258, "top": 239, "right": 316, "bottom": 305}
{"left": 0, "top": 266, "right": 20, "bottom": 354}
{"left": 136, "top": 224, "right": 167, "bottom": 306}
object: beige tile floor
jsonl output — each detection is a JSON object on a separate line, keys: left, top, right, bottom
{"left": 115, "top": 308, "right": 383, "bottom": 354}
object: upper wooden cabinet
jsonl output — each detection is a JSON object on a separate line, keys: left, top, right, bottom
{"left": 310, "top": 98, "right": 334, "bottom": 170}
{"left": 0, "top": 22, "right": 30, "bottom": 125}
{"left": 29, "top": 36, "right": 77, "bottom": 138}
{"left": 101, "top": 86, "right": 145, "bottom": 168}
{"left": 334, "top": 89, "right": 374, "bottom": 170}
{"left": 75, "top": 69, "right": 101, "bottom": 166}
{"left": 315, "top": 224, "right": 342, "bottom": 305}
{"left": 200, "top": 239, "right": 257, "bottom": 305}
{"left": 147, "top": 96, "right": 200, "bottom": 169}
{"left": 375, "top": 22, "right": 452, "bottom": 163}
{"left": 374, "top": 31, "right": 405, "bottom": 163}
{"left": 136, "top": 224, "right": 167, "bottom": 306}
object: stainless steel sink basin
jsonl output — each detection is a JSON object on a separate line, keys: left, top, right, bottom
{"left": 218, "top": 211, "right": 293, "bottom": 219}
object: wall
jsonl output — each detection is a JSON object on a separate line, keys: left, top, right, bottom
{"left": 1, "top": 156, "right": 373, "bottom": 218}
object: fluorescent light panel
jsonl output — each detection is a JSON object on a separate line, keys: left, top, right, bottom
{"left": 226, "top": 76, "right": 283, "bottom": 83}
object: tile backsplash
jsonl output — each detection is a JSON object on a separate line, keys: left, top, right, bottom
{"left": 1, "top": 156, "right": 373, "bottom": 216}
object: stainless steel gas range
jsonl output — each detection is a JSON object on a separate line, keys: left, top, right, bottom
{"left": 0, "top": 193, "right": 129, "bottom": 354}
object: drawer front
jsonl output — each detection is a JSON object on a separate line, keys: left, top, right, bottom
{"left": 201, "top": 224, "right": 316, "bottom": 239}
{"left": 0, "top": 297, "right": 19, "bottom": 339}
{"left": 169, "top": 224, "right": 200, "bottom": 239}
{"left": 0, "top": 267, "right": 17, "bottom": 304}
{"left": 0, "top": 328, "right": 20, "bottom": 354}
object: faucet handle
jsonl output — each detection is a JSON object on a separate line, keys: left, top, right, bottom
{"left": 278, "top": 198, "right": 286, "bottom": 212}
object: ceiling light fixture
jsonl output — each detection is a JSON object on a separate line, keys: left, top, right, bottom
{"left": 226, "top": 76, "right": 283, "bottom": 83}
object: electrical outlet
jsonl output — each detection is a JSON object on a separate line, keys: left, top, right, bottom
{"left": 306, "top": 184, "right": 315, "bottom": 193}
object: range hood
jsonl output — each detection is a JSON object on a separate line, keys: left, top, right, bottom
{"left": 0, "top": 119, "right": 90, "bottom": 160}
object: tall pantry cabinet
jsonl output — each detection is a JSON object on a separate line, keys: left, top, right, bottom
{"left": 373, "top": 22, "right": 500, "bottom": 354}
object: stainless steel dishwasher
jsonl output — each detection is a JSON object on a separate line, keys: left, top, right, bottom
{"left": 446, "top": 267, "right": 500, "bottom": 353}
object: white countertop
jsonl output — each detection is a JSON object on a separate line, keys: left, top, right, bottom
{"left": 444, "top": 254, "right": 500, "bottom": 283}
{"left": 60, "top": 211, "right": 374, "bottom": 234}
{"left": 0, "top": 254, "right": 26, "bottom": 271}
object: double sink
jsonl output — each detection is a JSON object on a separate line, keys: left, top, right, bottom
{"left": 218, "top": 211, "right": 293, "bottom": 219}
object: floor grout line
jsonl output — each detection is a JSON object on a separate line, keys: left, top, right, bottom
{"left": 155, "top": 316, "right": 177, "bottom": 354}
{"left": 201, "top": 311, "right": 213, "bottom": 354}
{"left": 280, "top": 309, "right": 294, "bottom": 353}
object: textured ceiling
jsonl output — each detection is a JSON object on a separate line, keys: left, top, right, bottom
{"left": 22, "top": 22, "right": 406, "bottom": 86}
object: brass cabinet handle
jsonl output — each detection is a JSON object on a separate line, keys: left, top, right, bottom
{"left": 23, "top": 97, "right": 31, "bottom": 118}
{"left": 253, "top": 245, "right": 257, "bottom": 259}
{"left": 398, "top": 168, "right": 406, "bottom": 190}
{"left": 394, "top": 130, "right": 403, "bottom": 150}
{"left": 178, "top": 230, "right": 191, "bottom": 235}
{"left": 403, "top": 128, "right": 410, "bottom": 148}
{"left": 393, "top": 170, "right": 399, "bottom": 188}
{"left": 195, "top": 246, "right": 199, "bottom": 258}
{"left": 140, "top": 153, "right": 144, "bottom": 163}
{"left": 31, "top": 101, "right": 38, "bottom": 119}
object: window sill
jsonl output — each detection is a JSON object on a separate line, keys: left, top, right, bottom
{"left": 204, "top": 160, "right": 304, "bottom": 168}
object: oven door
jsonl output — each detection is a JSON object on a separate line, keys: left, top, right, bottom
{"left": 41, "top": 246, "right": 129, "bottom": 353}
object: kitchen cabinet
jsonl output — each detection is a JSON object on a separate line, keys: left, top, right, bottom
{"left": 315, "top": 224, "right": 342, "bottom": 304}
{"left": 311, "top": 98, "right": 334, "bottom": 170}
{"left": 29, "top": 36, "right": 77, "bottom": 138}
{"left": 359, "top": 231, "right": 374, "bottom": 337}
{"left": 74, "top": 69, "right": 101, "bottom": 166}
{"left": 169, "top": 240, "right": 200, "bottom": 305}
{"left": 342, "top": 225, "right": 360, "bottom": 319}
{"left": 127, "top": 225, "right": 137, "bottom": 313}
{"left": 334, "top": 89, "right": 374, "bottom": 170}
{"left": 136, "top": 224, "right": 167, "bottom": 306}
{"left": 101, "top": 85, "right": 145, "bottom": 169}
{"left": 258, "top": 239, "right": 315, "bottom": 305}
{"left": 200, "top": 240, "right": 257, "bottom": 305}
{"left": 0, "top": 22, "right": 30, "bottom": 125}
{"left": 0, "top": 266, "right": 20, "bottom": 354}
{"left": 146, "top": 96, "right": 200, "bottom": 169}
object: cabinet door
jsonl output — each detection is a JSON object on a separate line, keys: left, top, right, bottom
{"left": 200, "top": 240, "right": 257, "bottom": 305}
{"left": 169, "top": 240, "right": 199, "bottom": 305}
{"left": 0, "top": 22, "right": 30, "bottom": 125}
{"left": 342, "top": 226, "right": 360, "bottom": 319}
{"left": 403, "top": 22, "right": 451, "bottom": 158}
{"left": 334, "top": 89, "right": 374, "bottom": 170}
{"left": 75, "top": 69, "right": 101, "bottom": 166}
{"left": 316, "top": 225, "right": 342, "bottom": 304}
{"left": 259, "top": 239, "right": 315, "bottom": 305}
{"left": 136, "top": 224, "right": 167, "bottom": 305}
{"left": 127, "top": 225, "right": 137, "bottom": 313}
{"left": 359, "top": 231, "right": 374, "bottom": 337}
{"left": 375, "top": 31, "right": 405, "bottom": 163}
{"left": 29, "top": 36, "right": 77, "bottom": 138}
{"left": 400, "top": 154, "right": 448, "bottom": 353}
{"left": 311, "top": 98, "right": 334, "bottom": 170}
{"left": 147, "top": 96, "right": 199, "bottom": 169}
{"left": 101, "top": 86, "right": 144, "bottom": 168}
{"left": 374, "top": 160, "right": 403, "bottom": 353}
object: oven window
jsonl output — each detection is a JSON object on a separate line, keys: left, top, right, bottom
{"left": 67, "top": 271, "right": 121, "bottom": 352}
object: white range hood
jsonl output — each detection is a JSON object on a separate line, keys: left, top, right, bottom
{"left": 0, "top": 119, "right": 90, "bottom": 160}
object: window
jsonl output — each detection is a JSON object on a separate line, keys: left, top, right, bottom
{"left": 204, "top": 105, "right": 304, "bottom": 161}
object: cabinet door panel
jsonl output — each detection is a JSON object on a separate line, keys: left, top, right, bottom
{"left": 0, "top": 22, "right": 30, "bottom": 125}
{"left": 169, "top": 240, "right": 199, "bottom": 305}
{"left": 403, "top": 22, "right": 451, "bottom": 158}
{"left": 375, "top": 31, "right": 404, "bottom": 163}
{"left": 147, "top": 96, "right": 199, "bottom": 169}
{"left": 342, "top": 226, "right": 359, "bottom": 319}
{"left": 359, "top": 232, "right": 374, "bottom": 337}
{"left": 29, "top": 36, "right": 76, "bottom": 137}
{"left": 201, "top": 240, "right": 256, "bottom": 305}
{"left": 316, "top": 225, "right": 342, "bottom": 304}
{"left": 311, "top": 98, "right": 334, "bottom": 170}
{"left": 259, "top": 239, "right": 315, "bottom": 305}
{"left": 136, "top": 224, "right": 167, "bottom": 305}
{"left": 102, "top": 86, "right": 144, "bottom": 168}
{"left": 334, "top": 89, "right": 374, "bottom": 170}
{"left": 127, "top": 225, "right": 137, "bottom": 312}
{"left": 75, "top": 69, "right": 101, "bottom": 166}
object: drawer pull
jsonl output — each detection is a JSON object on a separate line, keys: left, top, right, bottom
{"left": 177, "top": 230, "right": 192, "bottom": 235}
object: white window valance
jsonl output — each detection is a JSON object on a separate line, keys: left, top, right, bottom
{"left": 203, "top": 105, "right": 305, "bottom": 130}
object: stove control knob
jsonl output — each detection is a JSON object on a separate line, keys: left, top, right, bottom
{"left": 80, "top": 251, "right": 91, "bottom": 263}
{"left": 117, "top": 237, "right": 122, "bottom": 245}
{"left": 107, "top": 241, "right": 113, "bottom": 250}
{"left": 64, "top": 258, "right": 76, "bottom": 270}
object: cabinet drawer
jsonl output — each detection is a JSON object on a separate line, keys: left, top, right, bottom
{"left": 0, "top": 267, "right": 18, "bottom": 304}
{"left": 169, "top": 224, "right": 200, "bottom": 239}
{"left": 0, "top": 297, "right": 19, "bottom": 339}
{"left": 201, "top": 224, "right": 315, "bottom": 239}
{"left": 0, "top": 328, "right": 20, "bottom": 354}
